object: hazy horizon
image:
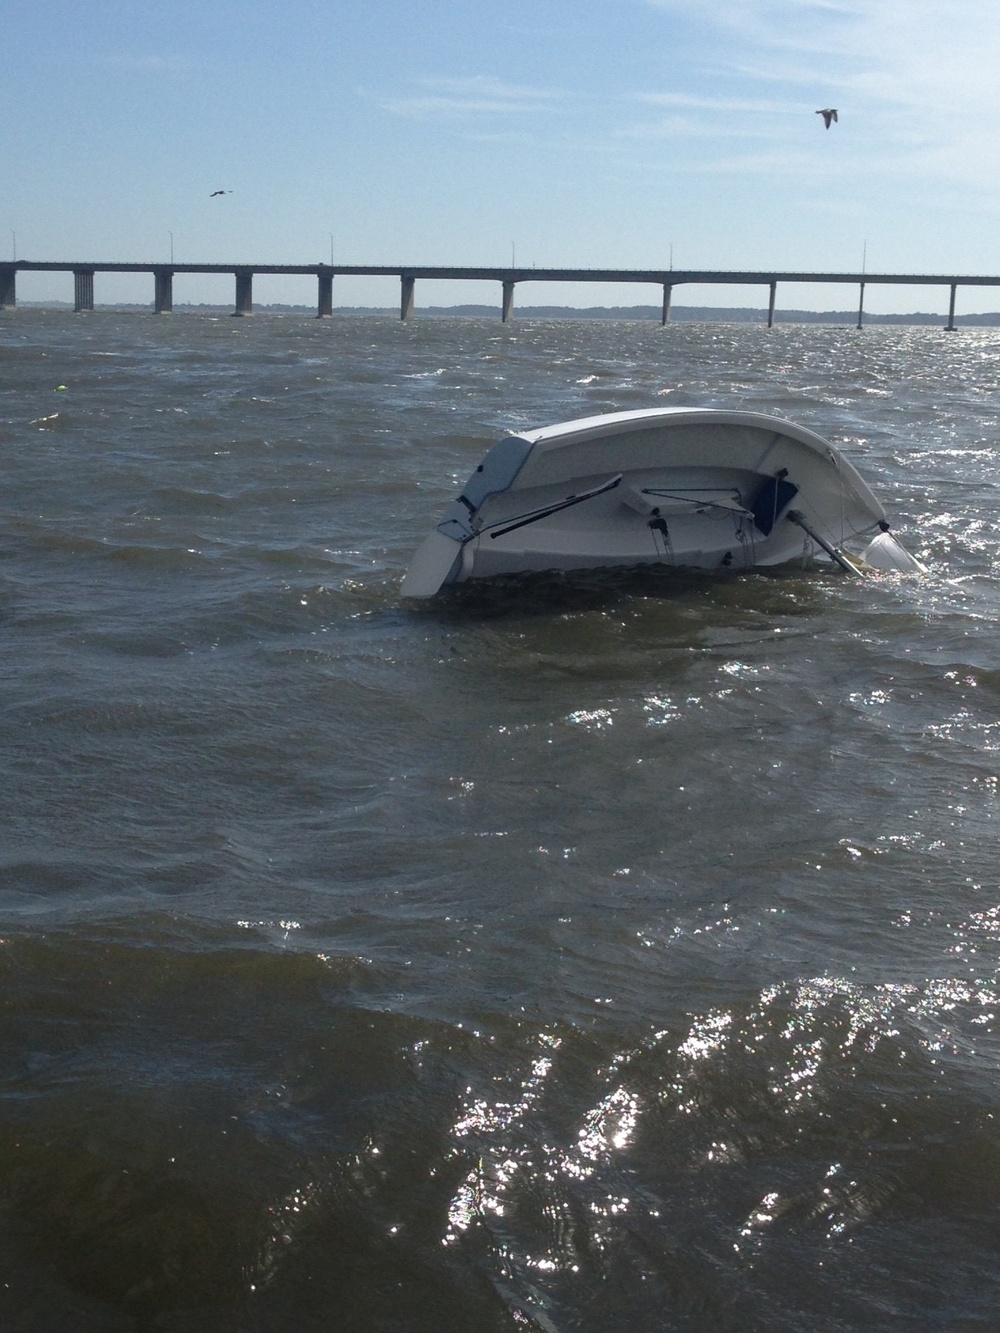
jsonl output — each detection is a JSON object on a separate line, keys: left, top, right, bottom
{"left": 10, "top": 297, "right": 994, "bottom": 327}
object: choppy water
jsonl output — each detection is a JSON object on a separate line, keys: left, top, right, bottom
{"left": 2, "top": 309, "right": 1000, "bottom": 1331}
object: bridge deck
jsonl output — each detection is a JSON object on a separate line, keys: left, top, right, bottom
{"left": 0, "top": 262, "right": 992, "bottom": 327}
{"left": 7, "top": 261, "right": 1000, "bottom": 286}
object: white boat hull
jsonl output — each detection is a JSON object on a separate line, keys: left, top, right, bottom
{"left": 402, "top": 408, "right": 922, "bottom": 597}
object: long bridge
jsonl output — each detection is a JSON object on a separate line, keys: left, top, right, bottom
{"left": 1, "top": 261, "right": 997, "bottom": 327}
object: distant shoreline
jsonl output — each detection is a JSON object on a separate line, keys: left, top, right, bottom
{"left": 12, "top": 301, "right": 1000, "bottom": 326}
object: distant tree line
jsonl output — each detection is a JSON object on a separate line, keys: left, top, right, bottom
{"left": 19, "top": 300, "right": 1000, "bottom": 325}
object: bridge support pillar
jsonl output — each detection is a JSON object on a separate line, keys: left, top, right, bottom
{"left": 74, "top": 268, "right": 95, "bottom": 312}
{"left": 0, "top": 264, "right": 15, "bottom": 310}
{"left": 856, "top": 281, "right": 865, "bottom": 330}
{"left": 233, "top": 269, "right": 253, "bottom": 316}
{"left": 400, "top": 275, "right": 415, "bottom": 320}
{"left": 945, "top": 283, "right": 958, "bottom": 331}
{"left": 154, "top": 268, "right": 174, "bottom": 313}
{"left": 661, "top": 283, "right": 673, "bottom": 325}
{"left": 766, "top": 281, "right": 777, "bottom": 328}
{"left": 501, "top": 279, "right": 515, "bottom": 322}
{"left": 317, "top": 269, "right": 333, "bottom": 318}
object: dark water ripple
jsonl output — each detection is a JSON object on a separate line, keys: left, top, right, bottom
{"left": 3, "top": 312, "right": 1000, "bottom": 1329}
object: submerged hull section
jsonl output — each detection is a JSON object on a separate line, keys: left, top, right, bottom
{"left": 402, "top": 408, "right": 920, "bottom": 597}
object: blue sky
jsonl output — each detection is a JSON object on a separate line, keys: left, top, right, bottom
{"left": 6, "top": 0, "right": 1000, "bottom": 313}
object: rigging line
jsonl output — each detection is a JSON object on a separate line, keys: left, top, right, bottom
{"left": 641, "top": 490, "right": 751, "bottom": 516}
{"left": 825, "top": 446, "right": 852, "bottom": 545}
{"left": 738, "top": 514, "right": 755, "bottom": 565}
{"left": 648, "top": 516, "right": 673, "bottom": 563}
{"left": 769, "top": 469, "right": 787, "bottom": 533}
{"left": 484, "top": 473, "right": 623, "bottom": 540}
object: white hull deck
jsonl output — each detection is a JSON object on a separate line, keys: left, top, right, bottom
{"left": 402, "top": 408, "right": 922, "bottom": 597}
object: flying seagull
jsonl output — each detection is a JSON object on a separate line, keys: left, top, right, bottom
{"left": 816, "top": 108, "right": 838, "bottom": 129}
{"left": 209, "top": 189, "right": 232, "bottom": 197}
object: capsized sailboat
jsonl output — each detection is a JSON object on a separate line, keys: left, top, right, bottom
{"left": 401, "top": 408, "right": 923, "bottom": 598}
